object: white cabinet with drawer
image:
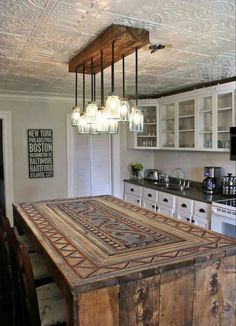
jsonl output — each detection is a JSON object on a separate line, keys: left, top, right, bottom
{"left": 142, "top": 199, "right": 158, "bottom": 212}
{"left": 124, "top": 193, "right": 142, "bottom": 206}
{"left": 157, "top": 192, "right": 176, "bottom": 218}
{"left": 124, "top": 182, "right": 211, "bottom": 229}
{"left": 124, "top": 183, "right": 142, "bottom": 197}
{"left": 176, "top": 197, "right": 193, "bottom": 221}
{"left": 193, "top": 200, "right": 211, "bottom": 228}
{"left": 158, "top": 191, "right": 176, "bottom": 208}
{"left": 142, "top": 187, "right": 158, "bottom": 202}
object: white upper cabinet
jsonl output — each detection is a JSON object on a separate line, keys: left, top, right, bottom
{"left": 128, "top": 81, "right": 235, "bottom": 152}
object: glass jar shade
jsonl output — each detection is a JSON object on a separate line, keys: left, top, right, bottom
{"left": 71, "top": 106, "right": 81, "bottom": 126}
{"left": 77, "top": 114, "right": 90, "bottom": 134}
{"left": 86, "top": 102, "right": 98, "bottom": 123}
{"left": 120, "top": 99, "right": 130, "bottom": 122}
{"left": 108, "top": 119, "right": 119, "bottom": 134}
{"left": 96, "top": 109, "right": 109, "bottom": 133}
{"left": 90, "top": 123, "right": 100, "bottom": 135}
{"left": 129, "top": 107, "right": 144, "bottom": 132}
{"left": 106, "top": 94, "right": 121, "bottom": 119}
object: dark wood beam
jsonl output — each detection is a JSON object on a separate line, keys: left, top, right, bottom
{"left": 138, "top": 76, "right": 236, "bottom": 99}
{"left": 69, "top": 24, "right": 149, "bottom": 74}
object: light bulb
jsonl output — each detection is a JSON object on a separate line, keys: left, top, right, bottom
{"left": 71, "top": 106, "right": 81, "bottom": 126}
{"left": 120, "top": 99, "right": 130, "bottom": 122}
{"left": 129, "top": 107, "right": 144, "bottom": 132}
{"left": 77, "top": 113, "right": 90, "bottom": 134}
{"left": 86, "top": 101, "right": 98, "bottom": 123}
{"left": 106, "top": 94, "right": 121, "bottom": 119}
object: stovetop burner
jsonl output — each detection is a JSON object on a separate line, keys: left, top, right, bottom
{"left": 213, "top": 198, "right": 236, "bottom": 209}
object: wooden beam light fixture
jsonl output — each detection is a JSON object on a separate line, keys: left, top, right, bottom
{"left": 69, "top": 24, "right": 149, "bottom": 135}
{"left": 69, "top": 24, "right": 150, "bottom": 74}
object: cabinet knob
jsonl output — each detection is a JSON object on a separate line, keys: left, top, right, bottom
{"left": 187, "top": 217, "right": 190, "bottom": 222}
{"left": 152, "top": 205, "right": 155, "bottom": 208}
{"left": 192, "top": 219, "right": 195, "bottom": 224}
{"left": 181, "top": 203, "right": 187, "bottom": 208}
{"left": 130, "top": 188, "right": 134, "bottom": 192}
{"left": 137, "top": 199, "right": 140, "bottom": 203}
{"left": 156, "top": 206, "right": 159, "bottom": 212}
{"left": 148, "top": 193, "right": 152, "bottom": 197}
{"left": 199, "top": 208, "right": 205, "bottom": 213}
{"left": 163, "top": 198, "right": 168, "bottom": 202}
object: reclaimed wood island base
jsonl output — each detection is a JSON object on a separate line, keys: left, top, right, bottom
{"left": 13, "top": 196, "right": 236, "bottom": 326}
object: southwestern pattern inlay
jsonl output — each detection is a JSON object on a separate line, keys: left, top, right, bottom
{"left": 47, "top": 200, "right": 177, "bottom": 251}
{"left": 16, "top": 196, "right": 236, "bottom": 282}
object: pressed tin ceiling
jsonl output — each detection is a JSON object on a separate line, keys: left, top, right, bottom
{"left": 0, "top": 0, "right": 235, "bottom": 98}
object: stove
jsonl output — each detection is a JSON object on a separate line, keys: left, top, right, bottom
{"left": 211, "top": 197, "right": 236, "bottom": 239}
{"left": 213, "top": 198, "right": 236, "bottom": 210}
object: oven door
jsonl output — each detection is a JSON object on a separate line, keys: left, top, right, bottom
{"left": 211, "top": 206, "right": 236, "bottom": 238}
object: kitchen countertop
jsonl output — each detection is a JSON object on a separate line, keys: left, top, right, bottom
{"left": 124, "top": 178, "right": 232, "bottom": 203}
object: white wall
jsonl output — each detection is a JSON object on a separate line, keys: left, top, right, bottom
{"left": 0, "top": 93, "right": 73, "bottom": 205}
{"left": 154, "top": 150, "right": 236, "bottom": 181}
{"left": 113, "top": 123, "right": 155, "bottom": 197}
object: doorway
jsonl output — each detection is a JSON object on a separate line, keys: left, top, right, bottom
{"left": 0, "top": 111, "right": 14, "bottom": 224}
{"left": 0, "top": 119, "right": 5, "bottom": 215}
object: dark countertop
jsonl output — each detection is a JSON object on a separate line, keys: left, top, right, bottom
{"left": 124, "top": 178, "right": 232, "bottom": 203}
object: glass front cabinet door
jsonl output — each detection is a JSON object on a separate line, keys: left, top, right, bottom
{"left": 197, "top": 95, "right": 213, "bottom": 149}
{"left": 178, "top": 99, "right": 195, "bottom": 149}
{"left": 127, "top": 100, "right": 158, "bottom": 149}
{"left": 159, "top": 102, "right": 176, "bottom": 149}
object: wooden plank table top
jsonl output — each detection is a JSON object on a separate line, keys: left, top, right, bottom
{"left": 13, "top": 195, "right": 236, "bottom": 326}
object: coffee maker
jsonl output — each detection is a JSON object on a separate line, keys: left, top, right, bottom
{"left": 202, "top": 167, "right": 222, "bottom": 194}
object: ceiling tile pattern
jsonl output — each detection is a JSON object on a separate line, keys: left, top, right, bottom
{"left": 0, "top": 0, "right": 235, "bottom": 97}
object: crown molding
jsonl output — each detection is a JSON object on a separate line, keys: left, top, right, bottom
{"left": 0, "top": 89, "right": 74, "bottom": 103}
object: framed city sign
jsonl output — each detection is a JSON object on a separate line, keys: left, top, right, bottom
{"left": 28, "top": 129, "right": 54, "bottom": 178}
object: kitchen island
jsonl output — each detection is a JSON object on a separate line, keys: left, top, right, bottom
{"left": 13, "top": 195, "right": 236, "bottom": 326}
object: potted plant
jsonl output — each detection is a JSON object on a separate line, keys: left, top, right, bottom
{"left": 128, "top": 162, "right": 143, "bottom": 179}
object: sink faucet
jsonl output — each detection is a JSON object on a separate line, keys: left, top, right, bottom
{"left": 170, "top": 168, "right": 186, "bottom": 186}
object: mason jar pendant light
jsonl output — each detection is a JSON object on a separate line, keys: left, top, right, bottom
{"left": 120, "top": 54, "right": 130, "bottom": 122}
{"left": 106, "top": 41, "right": 120, "bottom": 120}
{"left": 71, "top": 69, "right": 81, "bottom": 126}
{"left": 86, "top": 57, "right": 98, "bottom": 123}
{"left": 96, "top": 50, "right": 109, "bottom": 133}
{"left": 90, "top": 72, "right": 100, "bottom": 135}
{"left": 129, "top": 48, "right": 144, "bottom": 132}
{"left": 78, "top": 64, "right": 90, "bottom": 134}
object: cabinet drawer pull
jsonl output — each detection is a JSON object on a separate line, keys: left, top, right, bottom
{"left": 181, "top": 203, "right": 187, "bottom": 208}
{"left": 148, "top": 193, "right": 152, "bottom": 197}
{"left": 187, "top": 217, "right": 190, "bottom": 222}
{"left": 199, "top": 208, "right": 205, "bottom": 213}
{"left": 137, "top": 199, "right": 140, "bottom": 203}
{"left": 130, "top": 188, "right": 134, "bottom": 192}
{"left": 163, "top": 198, "right": 168, "bottom": 202}
{"left": 156, "top": 206, "right": 159, "bottom": 212}
{"left": 192, "top": 219, "right": 195, "bottom": 224}
{"left": 152, "top": 205, "right": 155, "bottom": 208}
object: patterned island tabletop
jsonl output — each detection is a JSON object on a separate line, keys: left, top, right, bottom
{"left": 13, "top": 195, "right": 236, "bottom": 292}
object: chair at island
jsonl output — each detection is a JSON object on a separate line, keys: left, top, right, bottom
{"left": 0, "top": 215, "right": 67, "bottom": 326}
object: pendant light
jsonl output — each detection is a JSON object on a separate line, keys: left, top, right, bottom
{"left": 90, "top": 72, "right": 100, "bottom": 135}
{"left": 71, "top": 70, "right": 81, "bottom": 126}
{"left": 120, "top": 54, "right": 130, "bottom": 122}
{"left": 78, "top": 64, "right": 90, "bottom": 134}
{"left": 129, "top": 48, "right": 144, "bottom": 132}
{"left": 106, "top": 41, "right": 120, "bottom": 119}
{"left": 86, "top": 58, "right": 98, "bottom": 123}
{"left": 96, "top": 50, "right": 109, "bottom": 133}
